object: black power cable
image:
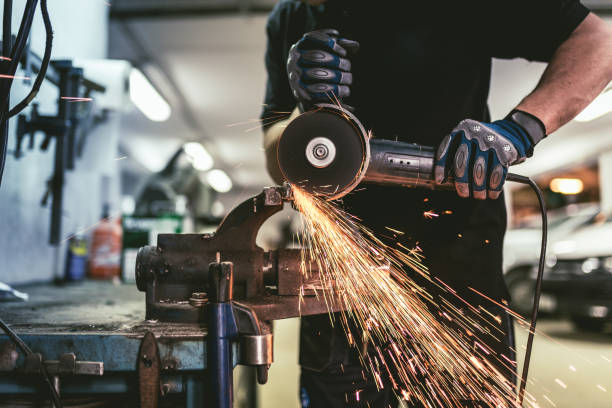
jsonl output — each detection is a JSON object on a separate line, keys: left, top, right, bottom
{"left": 8, "top": 0, "right": 52, "bottom": 118}
{"left": 0, "top": 2, "right": 62, "bottom": 406}
{"left": 0, "top": 0, "right": 37, "bottom": 112}
{"left": 507, "top": 174, "right": 548, "bottom": 406}
{"left": 0, "top": 0, "right": 38, "bottom": 187}
{"left": 0, "top": 0, "right": 14, "bottom": 189}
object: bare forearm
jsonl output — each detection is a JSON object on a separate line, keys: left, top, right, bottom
{"left": 263, "top": 108, "right": 300, "bottom": 185}
{"left": 516, "top": 13, "right": 612, "bottom": 134}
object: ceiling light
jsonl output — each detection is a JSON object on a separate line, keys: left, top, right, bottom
{"left": 205, "top": 169, "right": 233, "bottom": 193}
{"left": 129, "top": 68, "right": 171, "bottom": 122}
{"left": 183, "top": 142, "right": 213, "bottom": 171}
{"left": 574, "top": 87, "right": 612, "bottom": 122}
{"left": 211, "top": 201, "right": 225, "bottom": 217}
{"left": 550, "top": 178, "right": 583, "bottom": 195}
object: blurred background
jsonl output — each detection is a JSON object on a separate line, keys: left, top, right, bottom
{"left": 0, "top": 0, "right": 611, "bottom": 407}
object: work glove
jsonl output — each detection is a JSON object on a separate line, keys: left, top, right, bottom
{"left": 434, "top": 110, "right": 546, "bottom": 200}
{"left": 287, "top": 29, "right": 359, "bottom": 111}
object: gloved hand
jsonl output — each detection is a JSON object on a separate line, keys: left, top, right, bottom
{"left": 434, "top": 111, "right": 546, "bottom": 200}
{"left": 287, "top": 29, "right": 359, "bottom": 111}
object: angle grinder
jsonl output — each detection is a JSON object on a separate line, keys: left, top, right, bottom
{"left": 277, "top": 103, "right": 543, "bottom": 406}
{"left": 277, "top": 104, "right": 522, "bottom": 199}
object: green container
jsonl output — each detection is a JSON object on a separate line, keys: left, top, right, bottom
{"left": 121, "top": 214, "right": 183, "bottom": 282}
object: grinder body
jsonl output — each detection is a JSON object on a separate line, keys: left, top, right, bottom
{"left": 364, "top": 139, "right": 438, "bottom": 190}
{"left": 277, "top": 104, "right": 447, "bottom": 199}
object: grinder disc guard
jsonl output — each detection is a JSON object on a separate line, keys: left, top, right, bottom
{"left": 277, "top": 106, "right": 368, "bottom": 199}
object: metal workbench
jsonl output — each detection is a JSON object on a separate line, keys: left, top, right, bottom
{"left": 0, "top": 281, "right": 240, "bottom": 407}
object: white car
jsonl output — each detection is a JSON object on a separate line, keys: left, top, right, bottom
{"left": 503, "top": 203, "right": 600, "bottom": 314}
{"left": 544, "top": 214, "right": 612, "bottom": 332}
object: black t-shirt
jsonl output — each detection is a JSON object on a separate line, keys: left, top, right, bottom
{"left": 262, "top": 0, "right": 589, "bottom": 303}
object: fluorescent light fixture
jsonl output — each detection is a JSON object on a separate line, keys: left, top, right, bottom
{"left": 550, "top": 178, "right": 583, "bottom": 195}
{"left": 129, "top": 68, "right": 171, "bottom": 122}
{"left": 574, "top": 88, "right": 612, "bottom": 122}
{"left": 183, "top": 142, "right": 213, "bottom": 171}
{"left": 205, "top": 169, "right": 233, "bottom": 193}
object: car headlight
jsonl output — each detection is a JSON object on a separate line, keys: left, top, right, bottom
{"left": 546, "top": 255, "right": 557, "bottom": 268}
{"left": 581, "top": 257, "right": 600, "bottom": 274}
{"left": 604, "top": 257, "right": 612, "bottom": 273}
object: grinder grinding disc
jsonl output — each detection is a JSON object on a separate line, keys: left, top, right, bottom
{"left": 277, "top": 105, "right": 369, "bottom": 200}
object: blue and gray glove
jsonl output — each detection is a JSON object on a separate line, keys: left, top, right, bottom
{"left": 434, "top": 110, "right": 546, "bottom": 200}
{"left": 287, "top": 29, "right": 359, "bottom": 111}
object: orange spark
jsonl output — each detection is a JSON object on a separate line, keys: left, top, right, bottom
{"left": 61, "top": 96, "right": 93, "bottom": 102}
{"left": 0, "top": 74, "right": 30, "bottom": 80}
{"left": 423, "top": 210, "right": 439, "bottom": 219}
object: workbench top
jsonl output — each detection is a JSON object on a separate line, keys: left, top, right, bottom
{"left": 0, "top": 280, "right": 207, "bottom": 337}
{"left": 0, "top": 281, "right": 212, "bottom": 378}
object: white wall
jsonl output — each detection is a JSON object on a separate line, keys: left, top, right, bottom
{"left": 0, "top": 1, "right": 115, "bottom": 284}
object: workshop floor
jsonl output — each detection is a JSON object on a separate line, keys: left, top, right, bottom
{"left": 255, "top": 318, "right": 612, "bottom": 408}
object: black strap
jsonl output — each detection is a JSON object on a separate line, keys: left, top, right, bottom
{"left": 506, "top": 109, "right": 547, "bottom": 156}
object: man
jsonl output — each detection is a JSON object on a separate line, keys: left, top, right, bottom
{"left": 261, "top": 1, "right": 612, "bottom": 407}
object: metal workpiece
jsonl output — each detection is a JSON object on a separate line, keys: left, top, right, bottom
{"left": 263, "top": 248, "right": 320, "bottom": 296}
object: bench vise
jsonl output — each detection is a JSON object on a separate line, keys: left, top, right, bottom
{"left": 135, "top": 185, "right": 339, "bottom": 408}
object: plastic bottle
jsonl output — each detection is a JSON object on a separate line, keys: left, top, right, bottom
{"left": 64, "top": 230, "right": 88, "bottom": 281}
{"left": 89, "top": 205, "right": 122, "bottom": 279}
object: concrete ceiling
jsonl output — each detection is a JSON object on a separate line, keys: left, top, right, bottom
{"left": 108, "top": 5, "right": 612, "bottom": 204}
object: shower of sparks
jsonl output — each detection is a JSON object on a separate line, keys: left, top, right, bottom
{"left": 292, "top": 186, "right": 538, "bottom": 407}
{"left": 61, "top": 96, "right": 93, "bottom": 102}
{"left": 597, "top": 384, "right": 607, "bottom": 392}
{"left": 554, "top": 379, "right": 567, "bottom": 389}
{"left": 0, "top": 56, "right": 11, "bottom": 61}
